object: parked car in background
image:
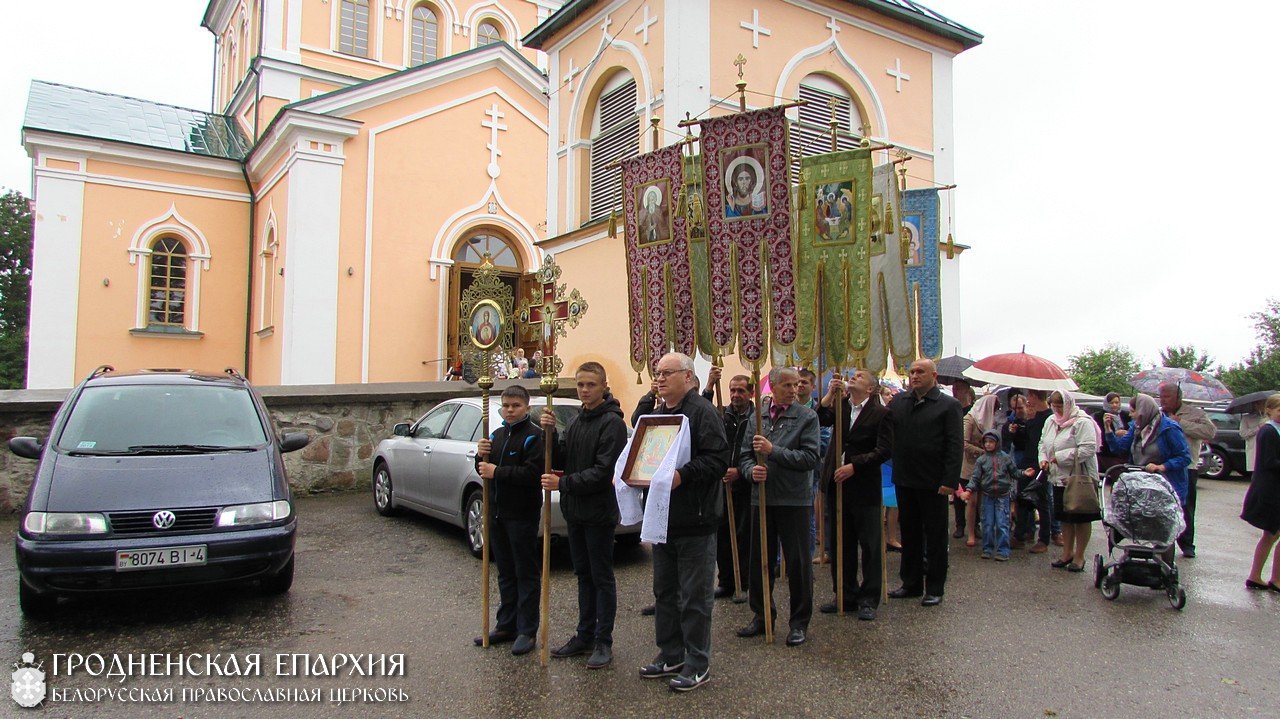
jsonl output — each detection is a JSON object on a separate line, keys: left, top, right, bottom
{"left": 1198, "top": 409, "right": 1247, "bottom": 480}
{"left": 371, "top": 397, "right": 640, "bottom": 556}
{"left": 9, "top": 367, "right": 309, "bottom": 619}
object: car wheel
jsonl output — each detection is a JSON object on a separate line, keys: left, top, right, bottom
{"left": 1199, "top": 446, "right": 1230, "bottom": 480}
{"left": 19, "top": 581, "right": 57, "bottom": 620}
{"left": 464, "top": 488, "right": 484, "bottom": 558}
{"left": 372, "top": 463, "right": 400, "bottom": 516}
{"left": 260, "top": 557, "right": 294, "bottom": 596}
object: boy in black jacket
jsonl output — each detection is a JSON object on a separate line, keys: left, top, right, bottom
{"left": 541, "top": 362, "right": 629, "bottom": 669}
{"left": 474, "top": 385, "right": 544, "bottom": 656}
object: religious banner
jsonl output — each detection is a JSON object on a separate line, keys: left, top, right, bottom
{"left": 682, "top": 153, "right": 719, "bottom": 361}
{"left": 902, "top": 188, "right": 943, "bottom": 360}
{"left": 700, "top": 107, "right": 797, "bottom": 367}
{"left": 793, "top": 147, "right": 873, "bottom": 369}
{"left": 865, "top": 162, "right": 916, "bottom": 373}
{"left": 621, "top": 145, "right": 696, "bottom": 377}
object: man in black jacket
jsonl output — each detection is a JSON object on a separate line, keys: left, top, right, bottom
{"left": 818, "top": 370, "right": 894, "bottom": 620}
{"left": 474, "top": 385, "right": 545, "bottom": 655}
{"left": 638, "top": 352, "right": 729, "bottom": 693}
{"left": 887, "top": 359, "right": 963, "bottom": 607}
{"left": 715, "top": 373, "right": 754, "bottom": 601}
{"left": 541, "top": 362, "right": 629, "bottom": 669}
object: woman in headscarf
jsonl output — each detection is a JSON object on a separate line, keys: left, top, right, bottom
{"left": 959, "top": 394, "right": 1001, "bottom": 547}
{"left": 1039, "top": 391, "right": 1101, "bottom": 571}
{"left": 1107, "top": 394, "right": 1193, "bottom": 504}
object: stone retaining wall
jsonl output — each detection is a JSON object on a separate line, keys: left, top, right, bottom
{"left": 0, "top": 379, "right": 573, "bottom": 513}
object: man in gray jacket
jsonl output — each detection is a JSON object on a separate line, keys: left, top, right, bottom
{"left": 1158, "top": 382, "right": 1216, "bottom": 558}
{"left": 736, "top": 367, "right": 821, "bottom": 646}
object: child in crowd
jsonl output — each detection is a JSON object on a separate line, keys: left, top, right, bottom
{"left": 963, "top": 430, "right": 1019, "bottom": 561}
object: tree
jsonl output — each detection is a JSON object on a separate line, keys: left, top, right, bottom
{"left": 0, "top": 189, "right": 32, "bottom": 389}
{"left": 1068, "top": 343, "right": 1142, "bottom": 397}
{"left": 1219, "top": 298, "right": 1280, "bottom": 396}
{"left": 1159, "top": 345, "right": 1215, "bottom": 373}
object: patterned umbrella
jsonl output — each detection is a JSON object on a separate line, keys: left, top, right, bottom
{"left": 1127, "top": 367, "right": 1233, "bottom": 403}
{"left": 962, "top": 351, "right": 1078, "bottom": 392}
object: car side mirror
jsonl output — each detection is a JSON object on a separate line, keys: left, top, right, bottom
{"left": 8, "top": 437, "right": 43, "bottom": 460}
{"left": 279, "top": 432, "right": 310, "bottom": 453}
{"left": 392, "top": 423, "right": 411, "bottom": 437}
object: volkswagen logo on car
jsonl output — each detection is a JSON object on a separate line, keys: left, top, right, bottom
{"left": 151, "top": 511, "right": 176, "bottom": 530}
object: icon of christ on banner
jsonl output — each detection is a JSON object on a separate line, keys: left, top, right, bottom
{"left": 721, "top": 144, "right": 769, "bottom": 219}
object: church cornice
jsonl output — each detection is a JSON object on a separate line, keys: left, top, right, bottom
{"left": 246, "top": 111, "right": 363, "bottom": 181}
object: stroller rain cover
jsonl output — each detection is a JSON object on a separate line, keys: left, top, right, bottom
{"left": 1108, "top": 471, "right": 1186, "bottom": 546}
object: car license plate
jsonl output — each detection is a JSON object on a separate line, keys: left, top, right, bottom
{"left": 116, "top": 545, "right": 207, "bottom": 572}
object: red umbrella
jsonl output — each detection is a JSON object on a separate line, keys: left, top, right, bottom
{"left": 962, "top": 351, "right": 1078, "bottom": 392}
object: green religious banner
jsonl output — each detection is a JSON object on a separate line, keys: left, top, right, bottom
{"left": 682, "top": 152, "right": 718, "bottom": 361}
{"left": 793, "top": 147, "right": 873, "bottom": 369}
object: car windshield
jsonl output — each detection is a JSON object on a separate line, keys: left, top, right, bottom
{"left": 56, "top": 384, "right": 269, "bottom": 454}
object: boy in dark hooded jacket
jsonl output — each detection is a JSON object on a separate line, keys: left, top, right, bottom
{"left": 964, "top": 430, "right": 1019, "bottom": 560}
{"left": 540, "top": 362, "right": 629, "bottom": 669}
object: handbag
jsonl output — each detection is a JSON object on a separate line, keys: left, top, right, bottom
{"left": 1063, "top": 456, "right": 1101, "bottom": 515}
{"left": 1018, "top": 469, "right": 1046, "bottom": 502}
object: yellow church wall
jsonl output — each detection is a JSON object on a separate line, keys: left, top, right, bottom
{"left": 73, "top": 184, "right": 249, "bottom": 377}
{"left": 255, "top": 97, "right": 289, "bottom": 137}
{"left": 301, "top": 78, "right": 344, "bottom": 99}
{"left": 247, "top": 173, "right": 291, "bottom": 387}
{"left": 84, "top": 160, "right": 249, "bottom": 196}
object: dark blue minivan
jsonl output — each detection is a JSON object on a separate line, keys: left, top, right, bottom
{"left": 9, "top": 367, "right": 309, "bottom": 618}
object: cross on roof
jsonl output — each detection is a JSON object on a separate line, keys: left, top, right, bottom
{"left": 740, "top": 9, "right": 771, "bottom": 49}
{"left": 634, "top": 5, "right": 657, "bottom": 45}
{"left": 886, "top": 58, "right": 911, "bottom": 93}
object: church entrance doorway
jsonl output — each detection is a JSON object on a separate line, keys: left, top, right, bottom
{"left": 445, "top": 232, "right": 536, "bottom": 379}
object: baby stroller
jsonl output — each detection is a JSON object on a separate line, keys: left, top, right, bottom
{"left": 1092, "top": 465, "right": 1187, "bottom": 610}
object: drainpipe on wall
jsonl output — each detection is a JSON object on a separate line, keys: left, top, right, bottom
{"left": 241, "top": 0, "right": 268, "bottom": 378}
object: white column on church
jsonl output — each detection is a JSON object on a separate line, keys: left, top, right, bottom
{"left": 664, "top": 0, "right": 710, "bottom": 137}
{"left": 26, "top": 161, "right": 85, "bottom": 389}
{"left": 932, "top": 51, "right": 961, "bottom": 352}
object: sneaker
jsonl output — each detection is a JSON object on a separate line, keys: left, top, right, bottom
{"left": 639, "top": 659, "right": 684, "bottom": 679}
{"left": 1028, "top": 542, "right": 1049, "bottom": 554}
{"left": 994, "top": 554, "right": 1010, "bottom": 562}
{"left": 550, "top": 636, "right": 590, "bottom": 658}
{"left": 669, "top": 669, "right": 711, "bottom": 692}
{"left": 980, "top": 551, "right": 992, "bottom": 560}
{"left": 586, "top": 644, "right": 612, "bottom": 669}
{"left": 639, "top": 604, "right": 656, "bottom": 616}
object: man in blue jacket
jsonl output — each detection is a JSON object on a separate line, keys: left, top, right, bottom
{"left": 541, "top": 362, "right": 629, "bottom": 669}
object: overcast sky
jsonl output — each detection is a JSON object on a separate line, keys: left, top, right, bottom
{"left": 1, "top": 1, "right": 1273, "bottom": 373}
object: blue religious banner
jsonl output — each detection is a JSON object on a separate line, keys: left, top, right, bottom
{"left": 901, "top": 188, "right": 943, "bottom": 359}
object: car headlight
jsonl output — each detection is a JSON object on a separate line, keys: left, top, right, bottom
{"left": 216, "top": 500, "right": 292, "bottom": 527}
{"left": 23, "top": 511, "right": 108, "bottom": 535}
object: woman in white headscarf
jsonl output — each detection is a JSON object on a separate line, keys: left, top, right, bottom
{"left": 959, "top": 394, "right": 1001, "bottom": 547}
{"left": 1039, "top": 391, "right": 1100, "bottom": 571}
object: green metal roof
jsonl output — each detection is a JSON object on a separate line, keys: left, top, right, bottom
{"left": 524, "top": 0, "right": 981, "bottom": 50}
{"left": 24, "top": 81, "right": 252, "bottom": 161}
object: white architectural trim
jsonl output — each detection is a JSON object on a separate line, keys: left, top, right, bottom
{"left": 286, "top": 0, "right": 303, "bottom": 57}
{"left": 247, "top": 110, "right": 362, "bottom": 181}
{"left": 774, "top": 36, "right": 890, "bottom": 138}
{"left": 301, "top": 42, "right": 403, "bottom": 70}
{"left": 257, "top": 204, "right": 280, "bottom": 331}
{"left": 780, "top": 0, "right": 961, "bottom": 57}
{"left": 33, "top": 167, "right": 251, "bottom": 203}
{"left": 23, "top": 131, "right": 246, "bottom": 182}
{"left": 465, "top": 4, "right": 521, "bottom": 48}
{"left": 126, "top": 204, "right": 213, "bottom": 333}
{"left": 932, "top": 49, "right": 960, "bottom": 352}
{"left": 26, "top": 171, "right": 85, "bottom": 389}
{"left": 360, "top": 85, "right": 548, "bottom": 381}
{"left": 399, "top": 0, "right": 457, "bottom": 64}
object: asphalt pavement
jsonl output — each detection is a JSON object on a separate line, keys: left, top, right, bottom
{"left": 1, "top": 477, "right": 1276, "bottom": 718}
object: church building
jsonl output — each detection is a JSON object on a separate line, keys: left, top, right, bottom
{"left": 21, "top": 0, "right": 980, "bottom": 410}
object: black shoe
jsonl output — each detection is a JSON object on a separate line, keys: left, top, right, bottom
{"left": 1182, "top": 548, "right": 1196, "bottom": 558}
{"left": 921, "top": 594, "right": 943, "bottom": 607}
{"left": 731, "top": 593, "right": 748, "bottom": 604}
{"left": 857, "top": 606, "right": 877, "bottom": 621}
{"left": 639, "top": 658, "right": 684, "bottom": 679}
{"left": 785, "top": 628, "right": 807, "bottom": 646}
{"left": 819, "top": 601, "right": 837, "bottom": 614}
{"left": 640, "top": 604, "right": 656, "bottom": 616}
{"left": 586, "top": 644, "right": 612, "bottom": 669}
{"left": 714, "top": 586, "right": 734, "bottom": 599}
{"left": 550, "top": 636, "right": 591, "bottom": 658}
{"left": 669, "top": 669, "right": 711, "bottom": 692}
{"left": 885, "top": 543, "right": 902, "bottom": 553}
{"left": 510, "top": 635, "right": 536, "bottom": 655}
{"left": 474, "top": 630, "right": 517, "bottom": 646}
{"left": 888, "top": 586, "right": 922, "bottom": 599}
{"left": 952, "top": 527, "right": 965, "bottom": 539}
{"left": 736, "top": 618, "right": 768, "bottom": 638}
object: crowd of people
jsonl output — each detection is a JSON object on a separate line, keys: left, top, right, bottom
{"left": 470, "top": 354, "right": 1280, "bottom": 693}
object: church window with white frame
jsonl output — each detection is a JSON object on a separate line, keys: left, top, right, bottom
{"left": 257, "top": 227, "right": 278, "bottom": 331}
{"left": 453, "top": 233, "right": 518, "bottom": 268}
{"left": 339, "top": 0, "right": 371, "bottom": 57}
{"left": 148, "top": 237, "right": 188, "bottom": 327}
{"left": 791, "top": 74, "right": 865, "bottom": 182}
{"left": 410, "top": 4, "right": 440, "bottom": 65}
{"left": 587, "top": 73, "right": 639, "bottom": 222}
{"left": 475, "top": 20, "right": 502, "bottom": 47}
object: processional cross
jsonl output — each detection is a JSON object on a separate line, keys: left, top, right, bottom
{"left": 519, "top": 256, "right": 588, "bottom": 378}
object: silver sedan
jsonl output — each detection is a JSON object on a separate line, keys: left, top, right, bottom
{"left": 371, "top": 397, "right": 639, "bottom": 555}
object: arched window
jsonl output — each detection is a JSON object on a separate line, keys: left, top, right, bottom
{"left": 587, "top": 73, "right": 639, "bottom": 221}
{"left": 257, "top": 227, "right": 278, "bottom": 331}
{"left": 475, "top": 20, "right": 502, "bottom": 47}
{"left": 148, "top": 237, "right": 188, "bottom": 327}
{"left": 339, "top": 0, "right": 371, "bottom": 57}
{"left": 791, "top": 74, "right": 866, "bottom": 182}
{"left": 453, "top": 233, "right": 518, "bottom": 268}
{"left": 410, "top": 4, "right": 439, "bottom": 65}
